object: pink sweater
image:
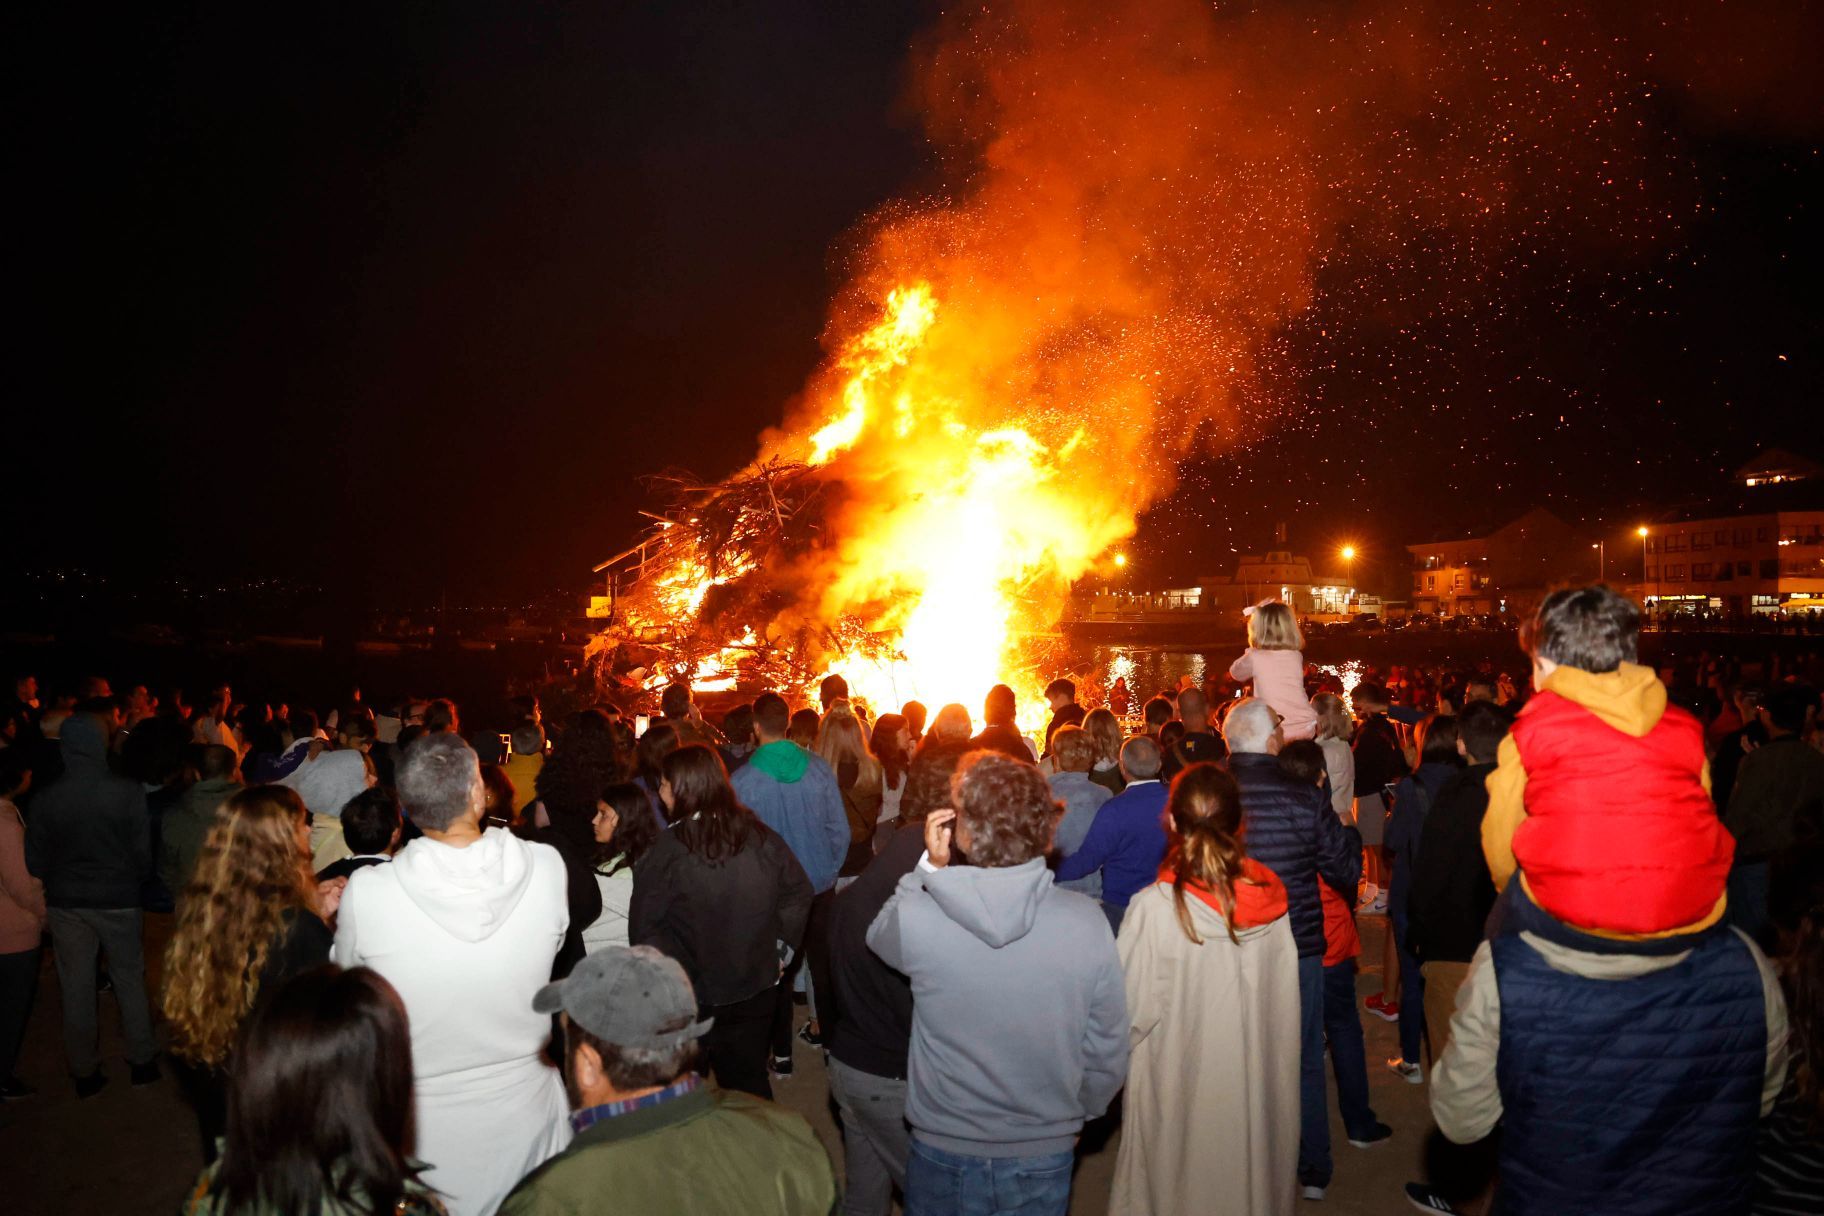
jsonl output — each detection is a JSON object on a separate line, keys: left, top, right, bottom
{"left": 1229, "top": 648, "right": 1317, "bottom": 741}
{"left": 0, "top": 798, "right": 47, "bottom": 954}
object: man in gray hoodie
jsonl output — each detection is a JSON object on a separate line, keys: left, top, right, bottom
{"left": 868, "top": 751, "right": 1128, "bottom": 1216}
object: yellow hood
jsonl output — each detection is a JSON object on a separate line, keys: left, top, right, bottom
{"left": 1540, "top": 661, "right": 1666, "bottom": 737}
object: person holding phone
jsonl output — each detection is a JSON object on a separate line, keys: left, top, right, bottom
{"left": 866, "top": 752, "right": 1128, "bottom": 1216}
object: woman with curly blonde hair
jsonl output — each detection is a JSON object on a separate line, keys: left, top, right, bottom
{"left": 162, "top": 784, "right": 345, "bottom": 1158}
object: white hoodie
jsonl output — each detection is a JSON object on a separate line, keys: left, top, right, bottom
{"left": 333, "top": 828, "right": 571, "bottom": 1216}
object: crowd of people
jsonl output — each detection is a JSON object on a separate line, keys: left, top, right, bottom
{"left": 1, "top": 584, "right": 1821, "bottom": 1215}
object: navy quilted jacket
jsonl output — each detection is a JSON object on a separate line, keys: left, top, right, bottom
{"left": 1490, "top": 885, "right": 1768, "bottom": 1216}
{"left": 1228, "top": 753, "right": 1361, "bottom": 957}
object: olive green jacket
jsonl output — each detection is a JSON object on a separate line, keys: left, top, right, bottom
{"left": 498, "top": 1086, "right": 836, "bottom": 1216}
{"left": 160, "top": 777, "right": 242, "bottom": 897}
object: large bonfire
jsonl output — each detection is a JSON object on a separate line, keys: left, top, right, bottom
{"left": 590, "top": 280, "right": 1131, "bottom": 724}
{"left": 587, "top": 0, "right": 1731, "bottom": 721}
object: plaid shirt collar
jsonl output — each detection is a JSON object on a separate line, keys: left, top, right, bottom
{"left": 569, "top": 1073, "right": 702, "bottom": 1136}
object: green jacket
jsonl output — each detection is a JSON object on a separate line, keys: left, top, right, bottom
{"left": 499, "top": 1086, "right": 836, "bottom": 1216}
{"left": 160, "top": 777, "right": 241, "bottom": 897}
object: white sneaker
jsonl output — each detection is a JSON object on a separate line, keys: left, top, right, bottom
{"left": 1301, "top": 1184, "right": 1327, "bottom": 1201}
{"left": 1387, "top": 1057, "right": 1424, "bottom": 1084}
{"left": 1367, "top": 892, "right": 1389, "bottom": 914}
{"left": 1357, "top": 883, "right": 1380, "bottom": 908}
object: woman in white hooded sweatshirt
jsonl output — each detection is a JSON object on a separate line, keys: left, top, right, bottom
{"left": 333, "top": 732, "right": 570, "bottom": 1216}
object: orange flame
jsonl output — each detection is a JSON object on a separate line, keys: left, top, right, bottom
{"left": 771, "top": 283, "right": 1131, "bottom": 731}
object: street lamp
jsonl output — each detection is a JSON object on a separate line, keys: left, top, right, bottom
{"left": 1341, "top": 545, "right": 1356, "bottom": 612}
{"left": 1637, "top": 526, "right": 1652, "bottom": 627}
{"left": 1592, "top": 540, "right": 1605, "bottom": 582}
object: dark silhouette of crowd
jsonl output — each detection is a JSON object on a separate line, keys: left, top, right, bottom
{"left": 1, "top": 585, "right": 1821, "bottom": 1216}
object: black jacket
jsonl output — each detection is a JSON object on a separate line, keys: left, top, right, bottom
{"left": 1352, "top": 714, "right": 1406, "bottom": 796}
{"left": 1229, "top": 753, "right": 1360, "bottom": 958}
{"left": 532, "top": 826, "right": 604, "bottom": 979}
{"left": 629, "top": 818, "right": 812, "bottom": 1008}
{"left": 1161, "top": 730, "right": 1226, "bottom": 781}
{"left": 184, "top": 909, "right": 334, "bottom": 1154}
{"left": 315, "top": 855, "right": 389, "bottom": 883}
{"left": 828, "top": 823, "right": 924, "bottom": 1079}
{"left": 1709, "top": 722, "right": 1768, "bottom": 814}
{"left": 968, "top": 723, "right": 1035, "bottom": 762}
{"left": 1041, "top": 703, "right": 1087, "bottom": 755}
{"left": 25, "top": 714, "right": 151, "bottom": 909}
{"left": 1405, "top": 762, "right": 1499, "bottom": 964}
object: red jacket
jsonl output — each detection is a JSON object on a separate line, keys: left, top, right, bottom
{"left": 1495, "top": 663, "right": 1732, "bottom": 935}
{"left": 1319, "top": 879, "right": 1360, "bottom": 966}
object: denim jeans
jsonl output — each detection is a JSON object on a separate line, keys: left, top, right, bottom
{"left": 1296, "top": 952, "right": 1330, "bottom": 1188}
{"left": 829, "top": 1056, "right": 910, "bottom": 1216}
{"left": 1322, "top": 959, "right": 1380, "bottom": 1140}
{"left": 1390, "top": 905, "right": 1425, "bottom": 1064}
{"left": 702, "top": 986, "right": 776, "bottom": 1101}
{"left": 905, "top": 1139, "right": 1074, "bottom": 1216}
{"left": 46, "top": 906, "right": 156, "bottom": 1076}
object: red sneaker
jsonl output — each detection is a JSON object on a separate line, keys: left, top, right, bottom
{"left": 1364, "top": 993, "right": 1401, "bottom": 1022}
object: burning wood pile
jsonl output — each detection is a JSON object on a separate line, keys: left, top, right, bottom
{"left": 583, "top": 280, "right": 1131, "bottom": 723}
{"left": 586, "top": 459, "right": 902, "bottom": 701}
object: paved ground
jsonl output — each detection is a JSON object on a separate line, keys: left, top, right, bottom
{"left": 8, "top": 912, "right": 1428, "bottom": 1215}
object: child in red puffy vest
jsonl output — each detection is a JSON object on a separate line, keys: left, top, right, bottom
{"left": 1482, "top": 585, "right": 1733, "bottom": 937}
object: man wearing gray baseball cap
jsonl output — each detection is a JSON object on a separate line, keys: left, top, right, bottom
{"left": 498, "top": 945, "right": 836, "bottom": 1215}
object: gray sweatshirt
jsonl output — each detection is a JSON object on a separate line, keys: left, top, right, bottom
{"left": 867, "top": 855, "right": 1129, "bottom": 1157}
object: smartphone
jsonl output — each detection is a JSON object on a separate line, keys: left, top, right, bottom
{"left": 635, "top": 714, "right": 651, "bottom": 735}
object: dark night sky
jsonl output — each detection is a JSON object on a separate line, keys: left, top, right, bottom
{"left": 12, "top": 2, "right": 1821, "bottom": 609}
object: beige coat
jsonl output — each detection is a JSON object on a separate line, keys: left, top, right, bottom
{"left": 1110, "top": 882, "right": 1301, "bottom": 1216}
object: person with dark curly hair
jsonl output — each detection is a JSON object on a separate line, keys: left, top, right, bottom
{"left": 868, "top": 751, "right": 1127, "bottom": 1216}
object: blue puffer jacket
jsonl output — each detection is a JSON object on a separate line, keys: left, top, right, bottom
{"left": 1228, "top": 753, "right": 1360, "bottom": 958}
{"left": 1490, "top": 884, "right": 1768, "bottom": 1216}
